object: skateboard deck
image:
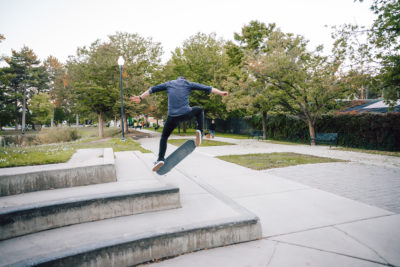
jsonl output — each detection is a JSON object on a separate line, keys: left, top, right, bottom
{"left": 157, "top": 140, "right": 196, "bottom": 175}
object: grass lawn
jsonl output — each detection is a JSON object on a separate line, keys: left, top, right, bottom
{"left": 0, "top": 137, "right": 150, "bottom": 168}
{"left": 168, "top": 138, "right": 234, "bottom": 147}
{"left": 217, "top": 152, "right": 346, "bottom": 170}
{"left": 0, "top": 144, "right": 76, "bottom": 168}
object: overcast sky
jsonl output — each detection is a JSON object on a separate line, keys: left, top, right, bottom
{"left": 0, "top": 0, "right": 375, "bottom": 65}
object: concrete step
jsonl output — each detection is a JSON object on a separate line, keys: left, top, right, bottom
{"left": 0, "top": 149, "right": 262, "bottom": 266}
{"left": 0, "top": 192, "right": 261, "bottom": 266}
{"left": 0, "top": 180, "right": 180, "bottom": 241}
{"left": 0, "top": 148, "right": 117, "bottom": 196}
{"left": 0, "top": 150, "right": 181, "bottom": 240}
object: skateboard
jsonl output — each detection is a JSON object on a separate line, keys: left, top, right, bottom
{"left": 156, "top": 140, "right": 196, "bottom": 175}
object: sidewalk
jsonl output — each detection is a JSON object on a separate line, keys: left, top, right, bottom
{"left": 136, "top": 130, "right": 400, "bottom": 266}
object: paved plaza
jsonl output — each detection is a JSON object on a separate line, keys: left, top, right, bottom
{"left": 137, "top": 129, "right": 400, "bottom": 267}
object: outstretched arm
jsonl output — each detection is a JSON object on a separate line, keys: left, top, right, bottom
{"left": 211, "top": 88, "right": 229, "bottom": 96}
{"left": 130, "top": 89, "right": 150, "bottom": 104}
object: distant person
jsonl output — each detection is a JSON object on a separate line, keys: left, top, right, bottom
{"left": 131, "top": 76, "right": 228, "bottom": 171}
{"left": 209, "top": 119, "right": 216, "bottom": 138}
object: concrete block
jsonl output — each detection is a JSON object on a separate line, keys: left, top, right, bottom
{"left": 0, "top": 185, "right": 180, "bottom": 240}
{"left": 0, "top": 148, "right": 117, "bottom": 196}
{"left": 6, "top": 217, "right": 261, "bottom": 266}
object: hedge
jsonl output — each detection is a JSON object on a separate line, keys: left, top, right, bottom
{"left": 210, "top": 113, "right": 400, "bottom": 151}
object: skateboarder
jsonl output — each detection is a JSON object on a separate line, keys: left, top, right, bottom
{"left": 131, "top": 76, "right": 228, "bottom": 171}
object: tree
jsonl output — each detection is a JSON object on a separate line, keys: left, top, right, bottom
{"left": 2, "top": 46, "right": 48, "bottom": 132}
{"left": 44, "top": 56, "right": 64, "bottom": 127}
{"left": 108, "top": 32, "right": 163, "bottom": 133}
{"left": 0, "top": 67, "right": 14, "bottom": 130}
{"left": 224, "top": 21, "right": 277, "bottom": 139}
{"left": 369, "top": 0, "right": 400, "bottom": 106}
{"left": 330, "top": 24, "right": 379, "bottom": 100}
{"left": 337, "top": 0, "right": 400, "bottom": 107}
{"left": 164, "top": 32, "right": 230, "bottom": 122}
{"left": 67, "top": 41, "right": 119, "bottom": 137}
{"left": 66, "top": 32, "right": 163, "bottom": 137}
{"left": 29, "top": 93, "right": 52, "bottom": 126}
{"left": 246, "top": 29, "right": 348, "bottom": 145}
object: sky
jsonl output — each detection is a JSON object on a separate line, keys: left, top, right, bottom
{"left": 0, "top": 0, "right": 376, "bottom": 65}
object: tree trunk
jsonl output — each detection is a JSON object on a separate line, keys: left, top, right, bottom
{"left": 21, "top": 95, "right": 26, "bottom": 133}
{"left": 76, "top": 114, "right": 79, "bottom": 126}
{"left": 261, "top": 111, "right": 268, "bottom": 140}
{"left": 124, "top": 114, "right": 128, "bottom": 134}
{"left": 51, "top": 106, "right": 54, "bottom": 128}
{"left": 15, "top": 89, "right": 19, "bottom": 130}
{"left": 182, "top": 121, "right": 187, "bottom": 133}
{"left": 308, "top": 120, "right": 316, "bottom": 146}
{"left": 361, "top": 84, "right": 364, "bottom": 99}
{"left": 98, "top": 112, "right": 104, "bottom": 138}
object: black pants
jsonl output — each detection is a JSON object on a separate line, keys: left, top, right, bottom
{"left": 158, "top": 107, "right": 204, "bottom": 161}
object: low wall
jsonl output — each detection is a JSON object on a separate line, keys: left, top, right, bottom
{"left": 0, "top": 148, "right": 116, "bottom": 196}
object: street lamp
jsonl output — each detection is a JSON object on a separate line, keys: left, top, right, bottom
{"left": 118, "top": 56, "right": 126, "bottom": 141}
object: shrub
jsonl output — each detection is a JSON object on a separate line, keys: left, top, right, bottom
{"left": 214, "top": 113, "right": 400, "bottom": 151}
{"left": 35, "top": 128, "right": 81, "bottom": 145}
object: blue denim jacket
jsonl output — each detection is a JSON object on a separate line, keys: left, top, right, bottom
{"left": 150, "top": 77, "right": 212, "bottom": 116}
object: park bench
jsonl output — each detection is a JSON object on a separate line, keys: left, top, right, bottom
{"left": 313, "top": 133, "right": 338, "bottom": 147}
{"left": 248, "top": 130, "right": 263, "bottom": 140}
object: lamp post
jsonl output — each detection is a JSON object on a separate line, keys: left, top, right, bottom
{"left": 118, "top": 56, "right": 126, "bottom": 141}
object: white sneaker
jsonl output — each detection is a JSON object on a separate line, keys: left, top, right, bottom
{"left": 195, "top": 130, "right": 202, "bottom": 147}
{"left": 152, "top": 160, "right": 164, "bottom": 172}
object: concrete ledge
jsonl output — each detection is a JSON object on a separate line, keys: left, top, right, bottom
{"left": 11, "top": 216, "right": 261, "bottom": 266}
{"left": 0, "top": 185, "right": 180, "bottom": 240}
{"left": 0, "top": 148, "right": 117, "bottom": 196}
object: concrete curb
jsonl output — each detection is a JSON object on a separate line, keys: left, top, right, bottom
{"left": 0, "top": 185, "right": 180, "bottom": 240}
{"left": 0, "top": 148, "right": 117, "bottom": 196}
{"left": 12, "top": 216, "right": 260, "bottom": 267}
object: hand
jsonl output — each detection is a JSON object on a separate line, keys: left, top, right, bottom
{"left": 220, "top": 91, "right": 229, "bottom": 96}
{"left": 130, "top": 96, "right": 141, "bottom": 104}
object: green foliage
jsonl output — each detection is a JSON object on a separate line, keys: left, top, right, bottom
{"left": 243, "top": 27, "right": 348, "bottom": 142}
{"left": 336, "top": 0, "right": 400, "bottom": 105}
{"left": 369, "top": 0, "right": 400, "bottom": 51}
{"left": 66, "top": 32, "right": 163, "bottom": 136}
{"left": 316, "top": 113, "right": 400, "bottom": 151}
{"left": 0, "top": 68, "right": 14, "bottom": 128}
{"left": 74, "top": 84, "right": 118, "bottom": 116}
{"left": 0, "top": 46, "right": 49, "bottom": 129}
{"left": 224, "top": 21, "right": 281, "bottom": 139}
{"left": 233, "top": 21, "right": 276, "bottom": 52}
{"left": 108, "top": 32, "right": 163, "bottom": 119}
{"left": 249, "top": 113, "right": 400, "bottom": 151}
{"left": 53, "top": 107, "right": 67, "bottom": 124}
{"left": 29, "top": 93, "right": 52, "bottom": 125}
{"left": 164, "top": 33, "right": 229, "bottom": 119}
